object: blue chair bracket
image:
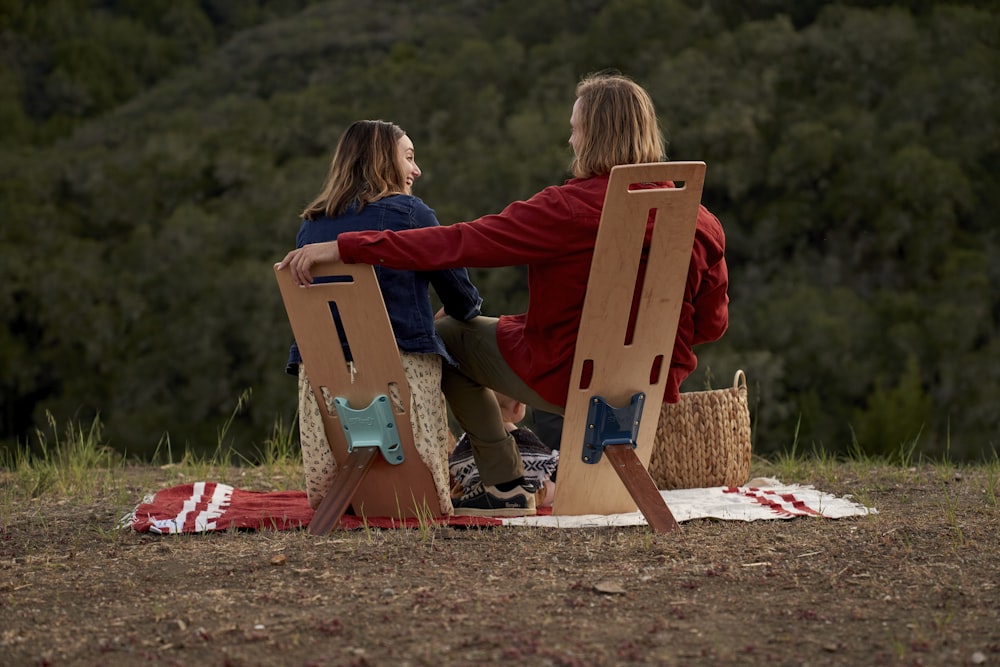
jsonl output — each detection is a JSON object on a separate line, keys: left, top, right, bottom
{"left": 332, "top": 395, "right": 404, "bottom": 465}
{"left": 581, "top": 392, "right": 646, "bottom": 465}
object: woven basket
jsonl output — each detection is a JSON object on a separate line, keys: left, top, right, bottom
{"left": 648, "top": 369, "right": 751, "bottom": 489}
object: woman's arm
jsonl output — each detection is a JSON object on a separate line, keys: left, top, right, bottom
{"left": 428, "top": 268, "right": 483, "bottom": 321}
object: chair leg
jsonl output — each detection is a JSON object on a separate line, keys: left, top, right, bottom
{"left": 308, "top": 446, "right": 380, "bottom": 535}
{"left": 604, "top": 444, "right": 680, "bottom": 533}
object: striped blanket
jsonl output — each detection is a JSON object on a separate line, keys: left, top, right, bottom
{"left": 124, "top": 478, "right": 874, "bottom": 534}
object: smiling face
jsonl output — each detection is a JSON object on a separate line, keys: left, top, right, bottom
{"left": 396, "top": 134, "right": 421, "bottom": 194}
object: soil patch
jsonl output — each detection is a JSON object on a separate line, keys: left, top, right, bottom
{"left": 2, "top": 464, "right": 998, "bottom": 666}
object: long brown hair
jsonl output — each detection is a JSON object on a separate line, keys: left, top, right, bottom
{"left": 300, "top": 120, "right": 407, "bottom": 220}
{"left": 570, "top": 73, "right": 665, "bottom": 178}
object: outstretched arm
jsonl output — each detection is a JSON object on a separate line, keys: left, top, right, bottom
{"left": 276, "top": 241, "right": 342, "bottom": 286}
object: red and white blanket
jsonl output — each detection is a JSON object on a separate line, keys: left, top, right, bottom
{"left": 124, "top": 478, "right": 874, "bottom": 534}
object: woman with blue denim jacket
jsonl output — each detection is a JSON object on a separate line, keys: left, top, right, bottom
{"left": 285, "top": 120, "right": 482, "bottom": 512}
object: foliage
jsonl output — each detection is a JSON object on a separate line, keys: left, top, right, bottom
{"left": 0, "top": 0, "right": 997, "bottom": 460}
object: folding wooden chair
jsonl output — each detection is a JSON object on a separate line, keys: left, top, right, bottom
{"left": 274, "top": 262, "right": 442, "bottom": 535}
{"left": 551, "top": 162, "right": 707, "bottom": 532}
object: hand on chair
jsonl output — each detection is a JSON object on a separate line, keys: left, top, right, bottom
{"left": 277, "top": 241, "right": 342, "bottom": 286}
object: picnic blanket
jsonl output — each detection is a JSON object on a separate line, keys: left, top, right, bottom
{"left": 124, "top": 478, "right": 874, "bottom": 534}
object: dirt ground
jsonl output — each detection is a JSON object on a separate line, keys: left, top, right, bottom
{"left": 1, "top": 463, "right": 998, "bottom": 667}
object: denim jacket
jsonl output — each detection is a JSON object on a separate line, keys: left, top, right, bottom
{"left": 284, "top": 195, "right": 482, "bottom": 373}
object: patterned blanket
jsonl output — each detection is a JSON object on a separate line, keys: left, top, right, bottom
{"left": 124, "top": 478, "right": 874, "bottom": 534}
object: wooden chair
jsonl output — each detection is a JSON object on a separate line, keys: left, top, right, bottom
{"left": 551, "top": 161, "right": 707, "bottom": 532}
{"left": 274, "top": 262, "right": 442, "bottom": 534}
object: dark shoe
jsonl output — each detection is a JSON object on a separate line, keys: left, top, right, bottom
{"left": 452, "top": 483, "right": 537, "bottom": 517}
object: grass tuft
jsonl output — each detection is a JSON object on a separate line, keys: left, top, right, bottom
{"left": 4, "top": 411, "right": 124, "bottom": 499}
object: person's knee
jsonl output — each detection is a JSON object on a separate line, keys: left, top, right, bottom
{"left": 435, "top": 315, "right": 463, "bottom": 347}
{"left": 436, "top": 315, "right": 493, "bottom": 368}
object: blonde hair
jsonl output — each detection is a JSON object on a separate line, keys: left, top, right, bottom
{"left": 570, "top": 73, "right": 665, "bottom": 178}
{"left": 301, "top": 120, "right": 407, "bottom": 220}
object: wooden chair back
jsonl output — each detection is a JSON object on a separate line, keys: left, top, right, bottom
{"left": 553, "top": 162, "right": 707, "bottom": 516}
{"left": 274, "top": 262, "right": 440, "bottom": 520}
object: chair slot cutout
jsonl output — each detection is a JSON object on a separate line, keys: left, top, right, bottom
{"left": 326, "top": 300, "right": 354, "bottom": 363}
{"left": 624, "top": 207, "right": 656, "bottom": 346}
{"left": 578, "top": 359, "right": 594, "bottom": 390}
{"left": 626, "top": 180, "right": 685, "bottom": 191}
{"left": 648, "top": 354, "right": 663, "bottom": 385}
{"left": 320, "top": 386, "right": 337, "bottom": 418}
{"left": 312, "top": 275, "right": 355, "bottom": 285}
{"left": 387, "top": 382, "right": 405, "bottom": 415}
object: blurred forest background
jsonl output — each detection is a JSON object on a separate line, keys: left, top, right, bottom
{"left": 1, "top": 0, "right": 997, "bottom": 463}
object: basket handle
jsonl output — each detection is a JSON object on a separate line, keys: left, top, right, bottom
{"left": 733, "top": 369, "right": 747, "bottom": 390}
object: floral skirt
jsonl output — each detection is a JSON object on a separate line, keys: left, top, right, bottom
{"left": 297, "top": 353, "right": 454, "bottom": 515}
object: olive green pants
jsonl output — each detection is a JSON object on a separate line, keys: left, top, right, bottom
{"left": 435, "top": 315, "right": 564, "bottom": 486}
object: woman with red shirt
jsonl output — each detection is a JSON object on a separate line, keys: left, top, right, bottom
{"left": 279, "top": 72, "right": 729, "bottom": 517}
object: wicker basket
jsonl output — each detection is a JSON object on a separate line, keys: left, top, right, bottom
{"left": 648, "top": 369, "right": 752, "bottom": 489}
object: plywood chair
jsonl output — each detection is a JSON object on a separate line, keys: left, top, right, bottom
{"left": 274, "top": 262, "right": 442, "bottom": 535}
{"left": 551, "top": 161, "right": 707, "bottom": 532}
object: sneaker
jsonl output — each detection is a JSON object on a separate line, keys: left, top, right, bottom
{"left": 452, "top": 483, "right": 537, "bottom": 517}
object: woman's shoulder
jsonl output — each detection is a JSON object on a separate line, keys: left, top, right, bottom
{"left": 374, "top": 194, "right": 431, "bottom": 212}
{"left": 376, "top": 194, "right": 439, "bottom": 226}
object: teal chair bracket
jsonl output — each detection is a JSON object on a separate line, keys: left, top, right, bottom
{"left": 581, "top": 392, "right": 646, "bottom": 465}
{"left": 332, "top": 395, "right": 404, "bottom": 465}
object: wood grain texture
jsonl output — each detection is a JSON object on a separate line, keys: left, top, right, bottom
{"left": 307, "top": 445, "right": 379, "bottom": 535}
{"left": 274, "top": 262, "right": 440, "bottom": 523}
{"left": 603, "top": 445, "right": 680, "bottom": 533}
{"left": 553, "top": 162, "right": 706, "bottom": 516}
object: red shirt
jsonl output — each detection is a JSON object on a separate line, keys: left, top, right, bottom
{"left": 337, "top": 174, "right": 729, "bottom": 406}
